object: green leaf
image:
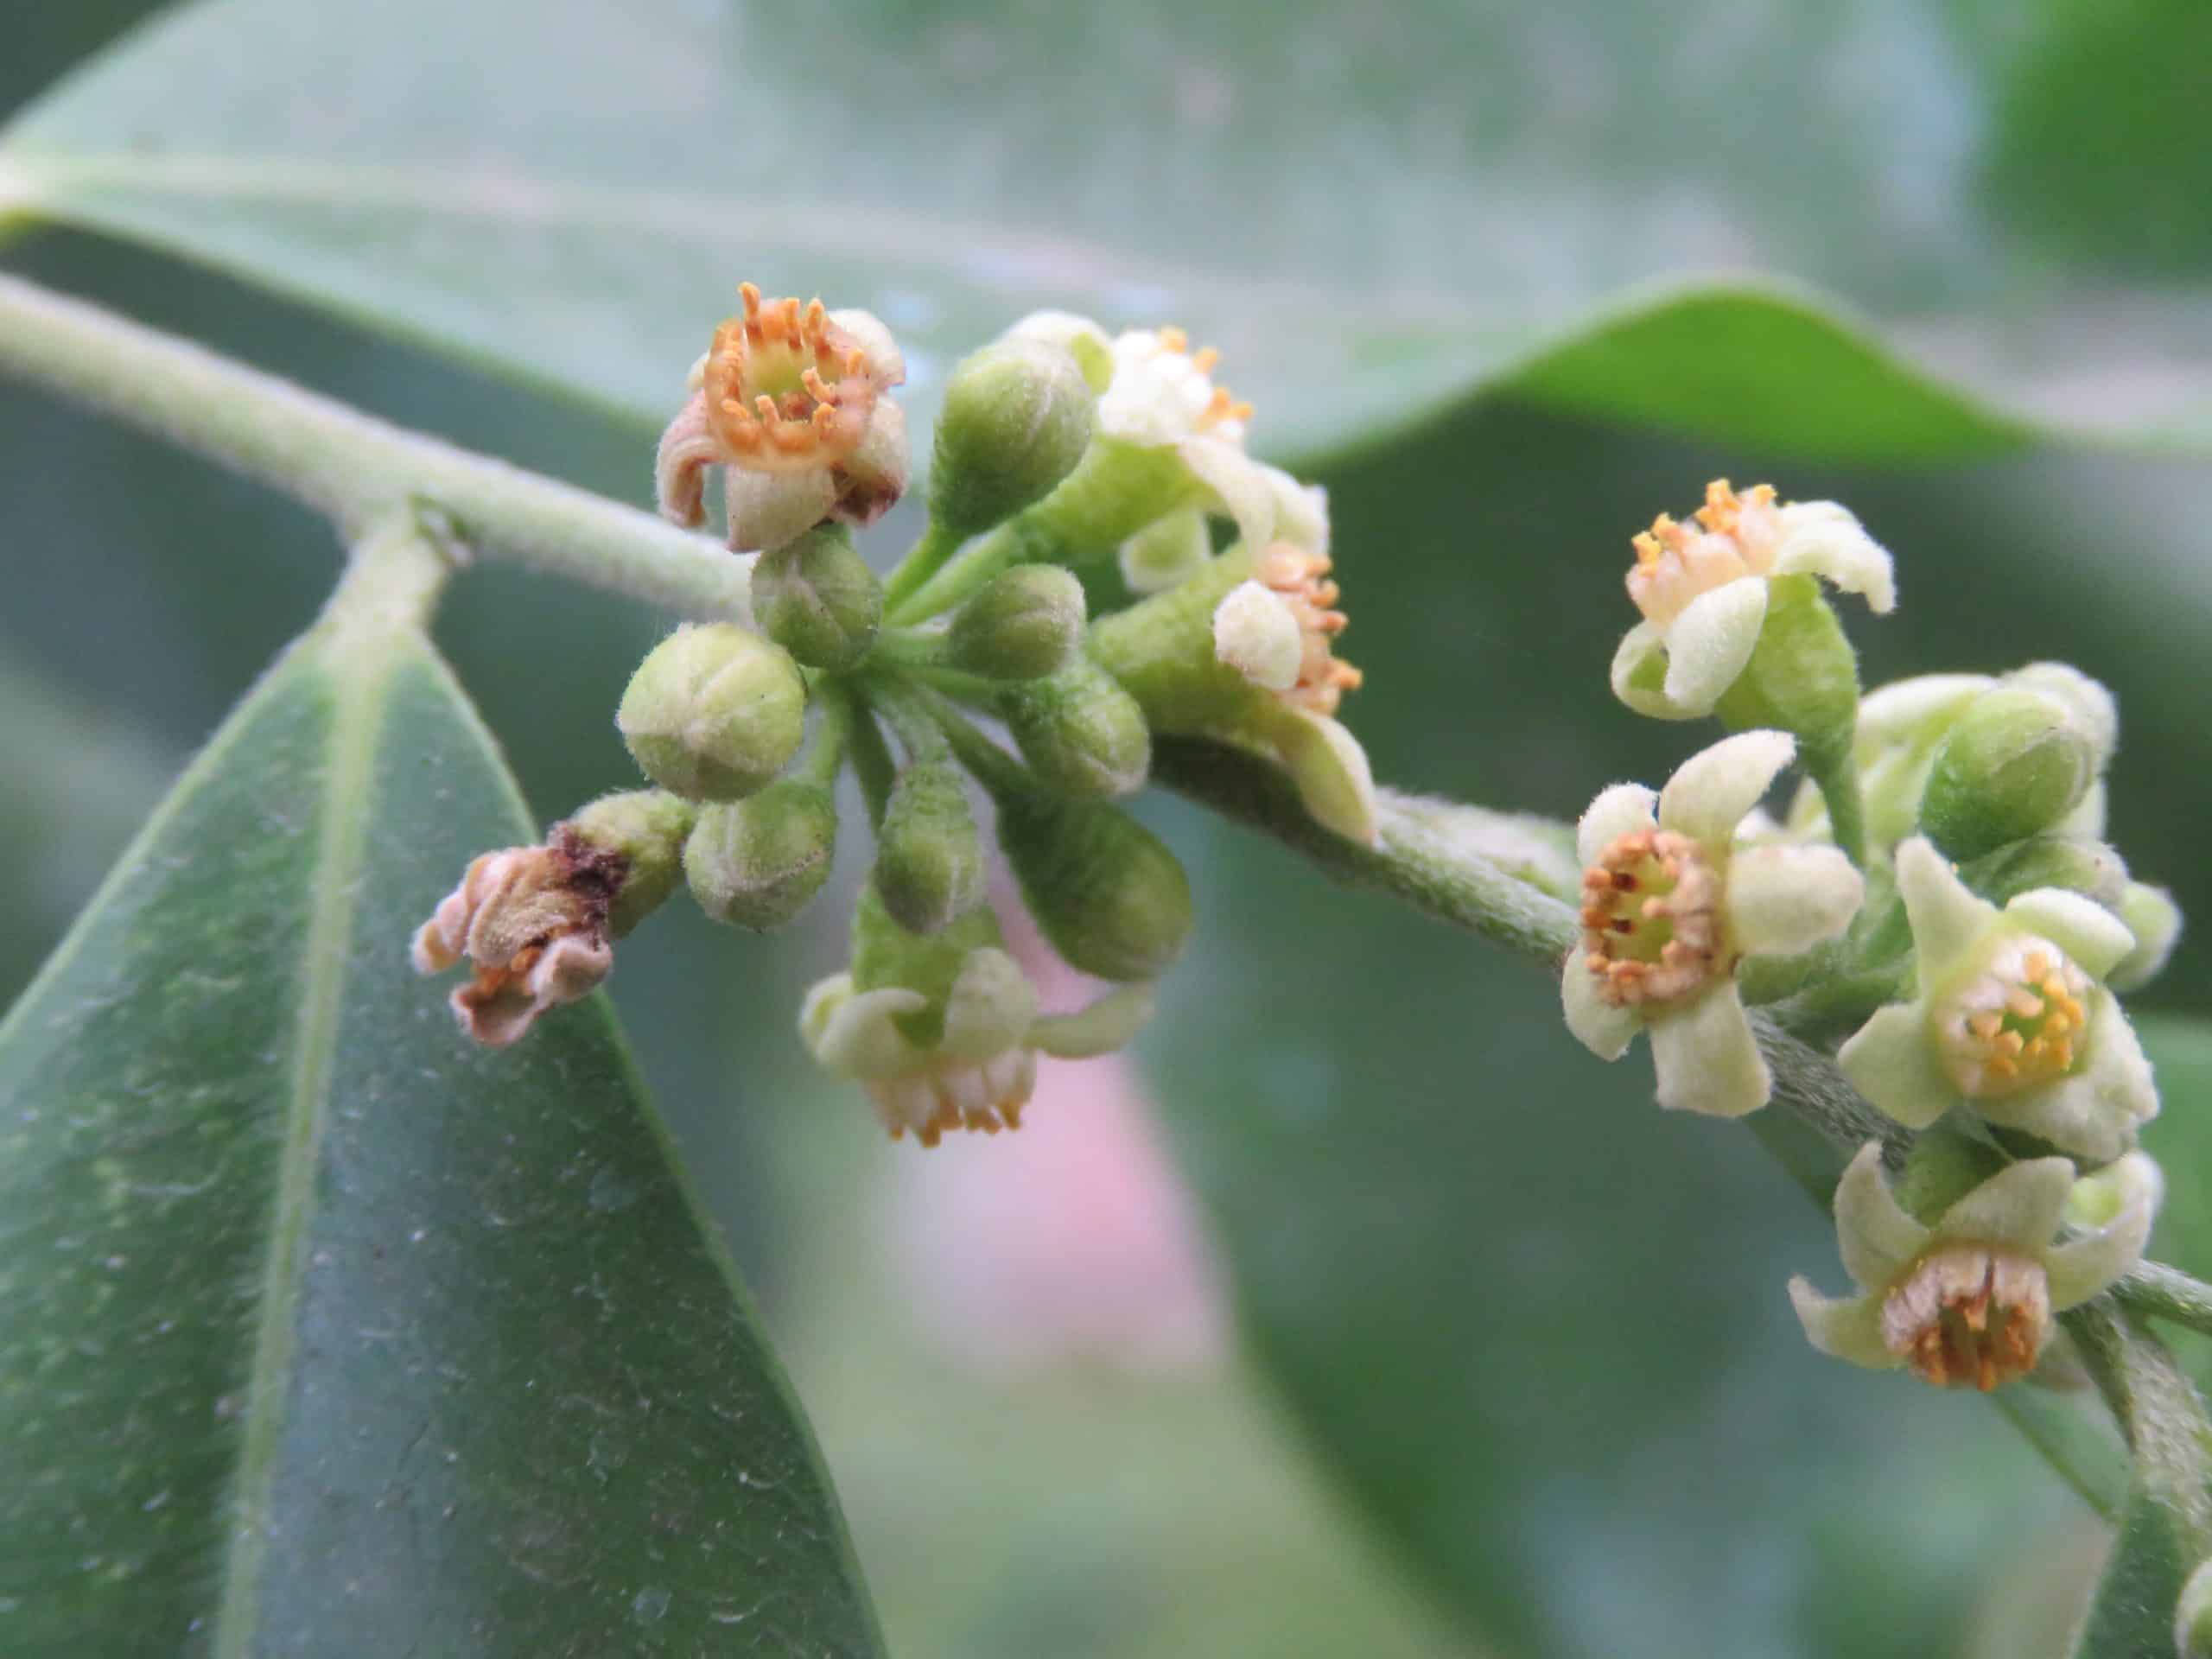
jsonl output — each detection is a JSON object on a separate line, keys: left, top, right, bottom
{"left": 0, "top": 551, "right": 884, "bottom": 1654}
{"left": 2142, "top": 1016, "right": 2212, "bottom": 1285}
{"left": 4, "top": 0, "right": 2209, "bottom": 463}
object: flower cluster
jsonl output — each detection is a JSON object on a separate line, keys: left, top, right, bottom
{"left": 414, "top": 288, "right": 1382, "bottom": 1141}
{"left": 1573, "top": 475, "right": 2179, "bottom": 1393}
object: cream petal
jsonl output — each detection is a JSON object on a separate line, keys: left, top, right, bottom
{"left": 1771, "top": 502, "right": 1897, "bottom": 613}
{"left": 1265, "top": 467, "right": 1330, "bottom": 555}
{"left": 1610, "top": 622, "right": 1697, "bottom": 721}
{"left": 725, "top": 467, "right": 839, "bottom": 553}
{"left": 938, "top": 947, "right": 1040, "bottom": 1060}
{"left": 1935, "top": 1157, "right": 2074, "bottom": 1253}
{"left": 1893, "top": 836, "right": 1999, "bottom": 980}
{"left": 1656, "top": 729, "right": 1796, "bottom": 851}
{"left": 1788, "top": 1279, "right": 1897, "bottom": 1370}
{"left": 654, "top": 391, "right": 719, "bottom": 526}
{"left": 1118, "top": 508, "right": 1214, "bottom": 594}
{"left": 825, "top": 306, "right": 906, "bottom": 386}
{"left": 1212, "top": 581, "right": 1304, "bottom": 690}
{"left": 1648, "top": 987, "right": 1770, "bottom": 1116}
{"left": 1032, "top": 984, "right": 1158, "bottom": 1058}
{"left": 807, "top": 983, "right": 930, "bottom": 1077}
{"left": 2002, "top": 889, "right": 2136, "bottom": 982}
{"left": 1574, "top": 782, "right": 1660, "bottom": 868}
{"left": 1659, "top": 576, "right": 1770, "bottom": 714}
{"left": 1725, "top": 844, "right": 1864, "bottom": 957}
{"left": 1832, "top": 1142, "right": 1931, "bottom": 1290}
{"left": 1975, "top": 1073, "right": 2130, "bottom": 1164}
{"left": 2110, "top": 883, "right": 2182, "bottom": 994}
{"left": 1838, "top": 1002, "right": 1956, "bottom": 1130}
{"left": 1264, "top": 707, "right": 1379, "bottom": 845}
{"left": 2046, "top": 1152, "right": 2159, "bottom": 1309}
{"left": 1561, "top": 957, "right": 1641, "bottom": 1061}
{"left": 1179, "top": 435, "right": 1275, "bottom": 553}
{"left": 2081, "top": 990, "right": 2160, "bottom": 1133}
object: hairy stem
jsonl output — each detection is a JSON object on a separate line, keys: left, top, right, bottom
{"left": 0, "top": 271, "right": 749, "bottom": 620}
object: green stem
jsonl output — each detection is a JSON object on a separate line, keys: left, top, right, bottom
{"left": 798, "top": 690, "right": 853, "bottom": 791}
{"left": 867, "top": 627, "right": 953, "bottom": 674}
{"left": 861, "top": 673, "right": 951, "bottom": 765}
{"left": 2067, "top": 1304, "right": 2212, "bottom": 1554}
{"left": 0, "top": 271, "right": 749, "bottom": 620}
{"left": 886, "top": 523, "right": 1026, "bottom": 626}
{"left": 2120, "top": 1263, "right": 2212, "bottom": 1341}
{"left": 828, "top": 681, "right": 895, "bottom": 830}
{"left": 1806, "top": 754, "right": 1869, "bottom": 869}
{"left": 879, "top": 518, "right": 966, "bottom": 614}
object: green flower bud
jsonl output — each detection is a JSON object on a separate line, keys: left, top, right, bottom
{"left": 945, "top": 564, "right": 1087, "bottom": 681}
{"left": 2111, "top": 880, "right": 2182, "bottom": 994}
{"left": 1892, "top": 1123, "right": 2005, "bottom": 1225}
{"left": 929, "top": 339, "right": 1097, "bottom": 538}
{"left": 2179, "top": 1555, "right": 2212, "bottom": 1658}
{"left": 991, "top": 788, "right": 1192, "bottom": 982}
{"left": 874, "top": 761, "right": 987, "bottom": 934}
{"left": 998, "top": 657, "right": 1150, "bottom": 798}
{"left": 618, "top": 623, "right": 807, "bottom": 801}
{"left": 566, "top": 789, "right": 697, "bottom": 937}
{"left": 1919, "top": 686, "right": 2101, "bottom": 861}
{"left": 849, "top": 880, "right": 1008, "bottom": 1050}
{"left": 752, "top": 524, "right": 882, "bottom": 671}
{"left": 683, "top": 779, "right": 837, "bottom": 929}
{"left": 1960, "top": 835, "right": 2130, "bottom": 911}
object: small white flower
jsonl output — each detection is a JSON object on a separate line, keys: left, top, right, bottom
{"left": 1838, "top": 837, "right": 2158, "bottom": 1160}
{"left": 1611, "top": 480, "right": 1896, "bottom": 720}
{"left": 1562, "top": 730, "right": 1865, "bottom": 1116}
{"left": 656, "top": 283, "right": 908, "bottom": 552}
{"left": 1789, "top": 1141, "right": 2158, "bottom": 1390}
{"left": 802, "top": 948, "right": 1154, "bottom": 1147}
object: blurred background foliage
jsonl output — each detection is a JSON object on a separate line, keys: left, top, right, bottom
{"left": 2, "top": 3, "right": 2208, "bottom": 1656}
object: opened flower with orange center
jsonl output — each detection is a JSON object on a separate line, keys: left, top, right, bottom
{"left": 1839, "top": 837, "right": 2158, "bottom": 1161}
{"left": 1211, "top": 542, "right": 1363, "bottom": 717}
{"left": 1611, "top": 480, "right": 1897, "bottom": 721}
{"left": 1789, "top": 1142, "right": 2158, "bottom": 1391}
{"left": 1561, "top": 730, "right": 1865, "bottom": 1116}
{"left": 656, "top": 283, "right": 909, "bottom": 552}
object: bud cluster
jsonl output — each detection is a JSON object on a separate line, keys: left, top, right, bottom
{"left": 413, "top": 286, "right": 1382, "bottom": 1144}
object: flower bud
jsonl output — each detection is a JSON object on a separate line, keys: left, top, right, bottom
{"left": 1921, "top": 686, "right": 2101, "bottom": 861}
{"left": 991, "top": 788, "right": 1192, "bottom": 981}
{"left": 1960, "top": 834, "right": 2130, "bottom": 911}
{"left": 873, "top": 761, "right": 987, "bottom": 934}
{"left": 944, "top": 564, "right": 1086, "bottom": 681}
{"left": 929, "top": 339, "right": 1097, "bottom": 538}
{"left": 2111, "top": 880, "right": 2182, "bottom": 993}
{"left": 683, "top": 779, "right": 837, "bottom": 929}
{"left": 752, "top": 524, "right": 882, "bottom": 671}
{"left": 618, "top": 624, "right": 807, "bottom": 801}
{"left": 565, "top": 789, "right": 696, "bottom": 937}
{"left": 997, "top": 657, "right": 1150, "bottom": 798}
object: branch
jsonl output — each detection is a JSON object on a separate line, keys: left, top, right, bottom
{"left": 0, "top": 271, "right": 748, "bottom": 620}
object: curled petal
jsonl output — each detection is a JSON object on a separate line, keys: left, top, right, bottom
{"left": 1574, "top": 783, "right": 1660, "bottom": 868}
{"left": 1179, "top": 434, "right": 1275, "bottom": 553}
{"left": 1656, "top": 729, "right": 1796, "bottom": 851}
{"left": 1660, "top": 577, "right": 1769, "bottom": 715}
{"left": 1610, "top": 622, "right": 1697, "bottom": 721}
{"left": 1789, "top": 1278, "right": 1897, "bottom": 1370}
{"left": 1935, "top": 1157, "right": 2075, "bottom": 1255}
{"left": 803, "top": 977, "right": 930, "bottom": 1078}
{"left": 1031, "top": 984, "right": 1158, "bottom": 1058}
{"left": 1213, "top": 580, "right": 1304, "bottom": 691}
{"left": 1561, "top": 956, "right": 1640, "bottom": 1061}
{"left": 1264, "top": 706, "right": 1379, "bottom": 846}
{"left": 938, "top": 947, "right": 1040, "bottom": 1061}
{"left": 1833, "top": 1142, "right": 1932, "bottom": 1291}
{"left": 2047, "top": 1152, "right": 2160, "bottom": 1309}
{"left": 1648, "top": 986, "right": 1770, "bottom": 1116}
{"left": 1771, "top": 502, "right": 1897, "bottom": 613}
{"left": 1839, "top": 1002, "right": 1956, "bottom": 1131}
{"left": 2002, "top": 888, "right": 2137, "bottom": 982}
{"left": 1893, "top": 836, "right": 2000, "bottom": 982}
{"left": 826, "top": 307, "right": 906, "bottom": 386}
{"left": 1725, "top": 844, "right": 1864, "bottom": 957}
{"left": 654, "top": 391, "right": 720, "bottom": 527}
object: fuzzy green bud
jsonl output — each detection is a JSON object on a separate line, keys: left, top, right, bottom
{"left": 752, "top": 524, "right": 883, "bottom": 671}
{"left": 874, "top": 761, "right": 987, "bottom": 935}
{"left": 618, "top": 623, "right": 807, "bottom": 802}
{"left": 991, "top": 788, "right": 1192, "bottom": 982}
{"left": 998, "top": 658, "right": 1150, "bottom": 798}
{"left": 683, "top": 780, "right": 837, "bottom": 930}
{"left": 944, "top": 564, "right": 1087, "bottom": 681}
{"left": 929, "top": 339, "right": 1097, "bottom": 537}
{"left": 2111, "top": 880, "right": 2183, "bottom": 993}
{"left": 1959, "top": 834, "right": 2130, "bottom": 911}
{"left": 565, "top": 789, "right": 696, "bottom": 937}
{"left": 1921, "top": 687, "right": 2100, "bottom": 861}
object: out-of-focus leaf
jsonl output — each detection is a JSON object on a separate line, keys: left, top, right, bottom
{"left": 0, "top": 572, "right": 883, "bottom": 1654}
{"left": 2141, "top": 1017, "right": 2212, "bottom": 1282}
{"left": 4, "top": 0, "right": 2210, "bottom": 463}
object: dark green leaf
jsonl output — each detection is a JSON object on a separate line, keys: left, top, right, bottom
{"left": 4, "top": 0, "right": 2209, "bottom": 462}
{"left": 0, "top": 582, "right": 883, "bottom": 1654}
